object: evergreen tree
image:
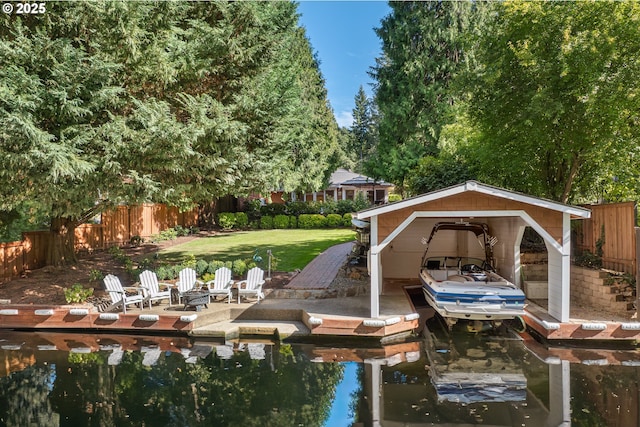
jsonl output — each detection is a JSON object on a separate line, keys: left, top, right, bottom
{"left": 369, "top": 1, "right": 479, "bottom": 193}
{"left": 0, "top": 2, "right": 337, "bottom": 265}
{"left": 349, "top": 86, "right": 377, "bottom": 172}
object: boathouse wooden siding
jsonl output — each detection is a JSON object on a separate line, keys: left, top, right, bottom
{"left": 0, "top": 204, "right": 197, "bottom": 280}
{"left": 573, "top": 201, "right": 637, "bottom": 274}
{"left": 377, "top": 192, "right": 564, "bottom": 244}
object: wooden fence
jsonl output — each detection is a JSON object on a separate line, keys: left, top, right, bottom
{"left": 0, "top": 204, "right": 198, "bottom": 281}
{"left": 573, "top": 201, "right": 637, "bottom": 274}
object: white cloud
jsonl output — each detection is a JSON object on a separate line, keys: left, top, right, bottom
{"left": 336, "top": 111, "right": 353, "bottom": 128}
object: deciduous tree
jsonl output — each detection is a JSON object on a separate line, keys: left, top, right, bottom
{"left": 464, "top": 0, "right": 640, "bottom": 203}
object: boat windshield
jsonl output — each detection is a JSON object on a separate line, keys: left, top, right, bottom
{"left": 422, "top": 256, "right": 489, "bottom": 271}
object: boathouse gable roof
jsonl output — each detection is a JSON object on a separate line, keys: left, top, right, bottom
{"left": 356, "top": 181, "right": 591, "bottom": 220}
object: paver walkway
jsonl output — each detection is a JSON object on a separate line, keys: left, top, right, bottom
{"left": 285, "top": 242, "right": 353, "bottom": 290}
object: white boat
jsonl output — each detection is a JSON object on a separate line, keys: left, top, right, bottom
{"left": 420, "top": 222, "right": 526, "bottom": 327}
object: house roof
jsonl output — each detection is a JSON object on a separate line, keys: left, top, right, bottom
{"left": 356, "top": 180, "right": 591, "bottom": 219}
{"left": 329, "top": 168, "right": 393, "bottom": 188}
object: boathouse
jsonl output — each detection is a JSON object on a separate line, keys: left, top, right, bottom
{"left": 355, "top": 181, "right": 592, "bottom": 323}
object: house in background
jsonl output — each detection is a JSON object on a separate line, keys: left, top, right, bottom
{"left": 271, "top": 168, "right": 394, "bottom": 205}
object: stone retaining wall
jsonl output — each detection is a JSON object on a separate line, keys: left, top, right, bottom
{"left": 570, "top": 265, "right": 634, "bottom": 313}
{"left": 521, "top": 252, "right": 548, "bottom": 282}
{"left": 268, "top": 284, "right": 369, "bottom": 300}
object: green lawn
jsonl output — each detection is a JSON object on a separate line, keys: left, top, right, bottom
{"left": 158, "top": 229, "right": 356, "bottom": 272}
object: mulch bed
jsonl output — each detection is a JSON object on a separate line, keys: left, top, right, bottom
{"left": 0, "top": 232, "right": 293, "bottom": 306}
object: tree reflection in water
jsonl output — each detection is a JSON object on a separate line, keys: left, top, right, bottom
{"left": 0, "top": 340, "right": 343, "bottom": 427}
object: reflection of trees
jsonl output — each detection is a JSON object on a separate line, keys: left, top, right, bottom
{"left": 40, "top": 345, "right": 344, "bottom": 427}
{"left": 0, "top": 364, "right": 59, "bottom": 426}
{"left": 350, "top": 364, "right": 369, "bottom": 427}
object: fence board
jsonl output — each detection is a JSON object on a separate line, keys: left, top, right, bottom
{"left": 574, "top": 202, "right": 637, "bottom": 274}
{"left": 0, "top": 241, "right": 23, "bottom": 279}
{"left": 22, "top": 231, "right": 48, "bottom": 271}
{"left": 75, "top": 224, "right": 103, "bottom": 252}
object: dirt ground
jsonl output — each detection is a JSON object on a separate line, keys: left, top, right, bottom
{"left": 0, "top": 231, "right": 293, "bottom": 306}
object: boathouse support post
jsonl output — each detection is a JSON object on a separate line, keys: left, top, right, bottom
{"left": 546, "top": 213, "right": 571, "bottom": 322}
{"left": 636, "top": 227, "right": 640, "bottom": 320}
{"left": 560, "top": 212, "right": 572, "bottom": 322}
{"left": 513, "top": 224, "right": 526, "bottom": 288}
{"left": 370, "top": 216, "right": 380, "bottom": 318}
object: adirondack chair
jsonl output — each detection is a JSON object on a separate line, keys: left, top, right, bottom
{"left": 175, "top": 267, "right": 204, "bottom": 304}
{"left": 237, "top": 267, "right": 265, "bottom": 304}
{"left": 138, "top": 270, "right": 172, "bottom": 308}
{"left": 206, "top": 267, "right": 233, "bottom": 303}
{"left": 103, "top": 274, "right": 145, "bottom": 313}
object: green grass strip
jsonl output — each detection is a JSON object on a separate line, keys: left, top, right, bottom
{"left": 158, "top": 229, "right": 356, "bottom": 272}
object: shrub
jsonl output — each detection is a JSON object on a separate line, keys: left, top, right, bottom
{"left": 286, "top": 201, "right": 310, "bottom": 216}
{"left": 174, "top": 225, "right": 190, "bottom": 237}
{"left": 171, "top": 265, "right": 183, "bottom": 279}
{"left": 207, "top": 260, "right": 226, "bottom": 274}
{"left": 320, "top": 200, "right": 337, "bottom": 214}
{"left": 342, "top": 213, "right": 353, "bottom": 227}
{"left": 243, "top": 199, "right": 262, "bottom": 221}
{"left": 260, "top": 215, "right": 274, "bottom": 229}
{"left": 273, "top": 214, "right": 290, "bottom": 229}
{"left": 353, "top": 192, "right": 371, "bottom": 211}
{"left": 155, "top": 228, "right": 178, "bottom": 241}
{"left": 289, "top": 215, "right": 298, "bottom": 229}
{"left": 195, "top": 259, "right": 209, "bottom": 276}
{"left": 137, "top": 257, "right": 155, "bottom": 271}
{"left": 108, "top": 245, "right": 127, "bottom": 262}
{"left": 298, "top": 214, "right": 327, "bottom": 229}
{"left": 232, "top": 259, "right": 247, "bottom": 277}
{"left": 388, "top": 193, "right": 402, "bottom": 202}
{"left": 88, "top": 269, "right": 104, "bottom": 283}
{"left": 305, "top": 201, "right": 323, "bottom": 214}
{"left": 181, "top": 254, "right": 197, "bottom": 268}
{"left": 217, "top": 212, "right": 236, "bottom": 230}
{"left": 326, "top": 213, "right": 343, "bottom": 228}
{"left": 336, "top": 199, "right": 355, "bottom": 215}
{"left": 235, "top": 212, "right": 249, "bottom": 229}
{"left": 155, "top": 265, "right": 171, "bottom": 280}
{"left": 249, "top": 220, "right": 260, "bottom": 229}
{"left": 64, "top": 283, "right": 94, "bottom": 304}
{"left": 260, "top": 203, "right": 287, "bottom": 217}
{"left": 201, "top": 273, "right": 215, "bottom": 283}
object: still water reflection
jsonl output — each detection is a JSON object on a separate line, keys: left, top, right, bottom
{"left": 0, "top": 324, "right": 638, "bottom": 427}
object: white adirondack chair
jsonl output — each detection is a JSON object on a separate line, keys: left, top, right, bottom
{"left": 103, "top": 274, "right": 144, "bottom": 313}
{"left": 138, "top": 270, "right": 172, "bottom": 308}
{"left": 175, "top": 267, "right": 203, "bottom": 304}
{"left": 206, "top": 267, "right": 233, "bottom": 303}
{"left": 237, "top": 267, "right": 265, "bottom": 304}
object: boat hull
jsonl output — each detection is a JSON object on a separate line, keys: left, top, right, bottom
{"left": 420, "top": 270, "right": 526, "bottom": 322}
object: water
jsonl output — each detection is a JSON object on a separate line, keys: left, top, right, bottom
{"left": 0, "top": 325, "right": 638, "bottom": 427}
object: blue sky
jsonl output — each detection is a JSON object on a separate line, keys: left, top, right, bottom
{"left": 323, "top": 362, "right": 359, "bottom": 426}
{"left": 297, "top": 1, "right": 391, "bottom": 128}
